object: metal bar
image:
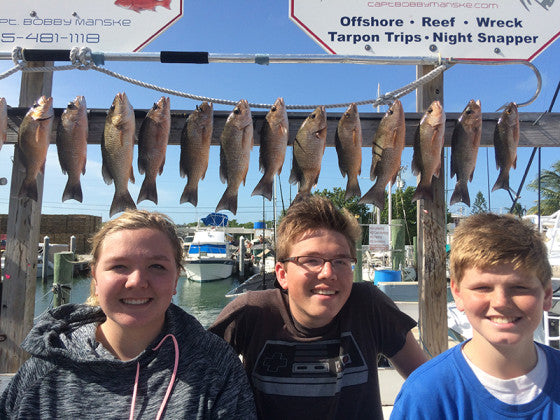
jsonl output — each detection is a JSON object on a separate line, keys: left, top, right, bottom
{"left": 0, "top": 49, "right": 538, "bottom": 67}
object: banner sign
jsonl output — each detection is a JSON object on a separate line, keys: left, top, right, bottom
{"left": 0, "top": 0, "right": 183, "bottom": 52}
{"left": 290, "top": 0, "right": 559, "bottom": 61}
{"left": 369, "top": 224, "right": 390, "bottom": 252}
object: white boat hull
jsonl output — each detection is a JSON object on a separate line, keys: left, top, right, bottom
{"left": 184, "top": 259, "right": 234, "bottom": 282}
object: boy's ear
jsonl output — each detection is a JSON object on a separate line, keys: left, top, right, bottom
{"left": 543, "top": 284, "right": 553, "bottom": 312}
{"left": 450, "top": 278, "right": 464, "bottom": 311}
{"left": 275, "top": 262, "right": 288, "bottom": 290}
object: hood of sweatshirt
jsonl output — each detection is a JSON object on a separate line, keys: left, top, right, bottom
{"left": 21, "top": 303, "right": 203, "bottom": 370}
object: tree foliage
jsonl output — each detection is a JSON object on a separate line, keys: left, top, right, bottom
{"left": 471, "top": 191, "right": 488, "bottom": 214}
{"left": 527, "top": 160, "right": 560, "bottom": 215}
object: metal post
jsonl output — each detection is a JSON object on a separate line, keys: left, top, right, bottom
{"left": 391, "top": 219, "right": 405, "bottom": 271}
{"left": 41, "top": 236, "right": 50, "bottom": 283}
{"left": 238, "top": 236, "right": 245, "bottom": 278}
{"left": 70, "top": 235, "right": 77, "bottom": 253}
{"left": 52, "top": 252, "right": 74, "bottom": 308}
{"left": 353, "top": 241, "right": 363, "bottom": 283}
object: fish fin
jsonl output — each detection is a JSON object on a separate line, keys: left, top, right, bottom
{"left": 468, "top": 168, "right": 475, "bottom": 182}
{"left": 450, "top": 181, "right": 470, "bottom": 207}
{"left": 129, "top": 166, "right": 135, "bottom": 184}
{"left": 411, "top": 128, "right": 421, "bottom": 175}
{"left": 412, "top": 182, "right": 433, "bottom": 202}
{"left": 162, "top": 0, "right": 171, "bottom": 8}
{"left": 215, "top": 187, "right": 238, "bottom": 215}
{"left": 18, "top": 179, "right": 38, "bottom": 201}
{"left": 62, "top": 179, "right": 83, "bottom": 203}
{"left": 110, "top": 190, "right": 136, "bottom": 218}
{"left": 137, "top": 157, "right": 146, "bottom": 175}
{"left": 513, "top": 155, "right": 517, "bottom": 170}
{"left": 359, "top": 183, "right": 385, "bottom": 211}
{"left": 492, "top": 169, "right": 509, "bottom": 192}
{"left": 219, "top": 147, "right": 228, "bottom": 184}
{"left": 180, "top": 182, "right": 198, "bottom": 206}
{"left": 289, "top": 159, "right": 302, "bottom": 185}
{"left": 159, "top": 157, "right": 165, "bottom": 175}
{"left": 137, "top": 178, "right": 158, "bottom": 204}
{"left": 102, "top": 163, "right": 114, "bottom": 185}
{"left": 344, "top": 178, "right": 361, "bottom": 199}
{"left": 252, "top": 175, "right": 273, "bottom": 200}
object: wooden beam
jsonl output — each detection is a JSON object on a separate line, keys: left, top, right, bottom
{"left": 416, "top": 65, "right": 448, "bottom": 357}
{"left": 0, "top": 62, "right": 52, "bottom": 373}
{"left": 4, "top": 108, "right": 560, "bottom": 148}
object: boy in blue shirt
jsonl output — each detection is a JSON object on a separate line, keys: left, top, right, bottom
{"left": 391, "top": 213, "right": 560, "bottom": 419}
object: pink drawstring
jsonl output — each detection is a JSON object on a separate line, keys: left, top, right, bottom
{"left": 129, "top": 334, "right": 180, "bottom": 420}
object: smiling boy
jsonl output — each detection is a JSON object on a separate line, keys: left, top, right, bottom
{"left": 391, "top": 213, "right": 560, "bottom": 419}
{"left": 209, "top": 195, "right": 427, "bottom": 419}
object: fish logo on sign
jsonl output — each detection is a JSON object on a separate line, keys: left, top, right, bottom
{"left": 519, "top": 0, "right": 555, "bottom": 11}
{"left": 115, "top": 0, "right": 171, "bottom": 13}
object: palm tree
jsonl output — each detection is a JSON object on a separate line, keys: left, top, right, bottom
{"left": 527, "top": 160, "right": 560, "bottom": 215}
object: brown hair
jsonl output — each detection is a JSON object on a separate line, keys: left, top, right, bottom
{"left": 86, "top": 209, "right": 183, "bottom": 305}
{"left": 450, "top": 213, "right": 551, "bottom": 287}
{"left": 276, "top": 195, "right": 362, "bottom": 261}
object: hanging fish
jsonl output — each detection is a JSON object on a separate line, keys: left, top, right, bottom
{"left": 137, "top": 96, "right": 170, "bottom": 204}
{"left": 289, "top": 106, "right": 327, "bottom": 199}
{"left": 216, "top": 99, "right": 253, "bottom": 215}
{"left": 102, "top": 92, "right": 136, "bottom": 217}
{"left": 180, "top": 101, "right": 213, "bottom": 206}
{"left": 492, "top": 102, "right": 519, "bottom": 193}
{"left": 411, "top": 100, "right": 446, "bottom": 202}
{"left": 56, "top": 96, "right": 88, "bottom": 203}
{"left": 359, "top": 99, "right": 405, "bottom": 210}
{"left": 450, "top": 99, "right": 482, "bottom": 206}
{"left": 0, "top": 97, "right": 7, "bottom": 150}
{"left": 17, "top": 96, "right": 54, "bottom": 201}
{"left": 252, "top": 97, "right": 289, "bottom": 200}
{"left": 335, "top": 103, "right": 362, "bottom": 199}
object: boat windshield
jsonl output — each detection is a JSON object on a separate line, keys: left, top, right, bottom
{"left": 189, "top": 244, "right": 227, "bottom": 255}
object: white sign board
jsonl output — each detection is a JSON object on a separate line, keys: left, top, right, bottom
{"left": 290, "top": 0, "right": 560, "bottom": 61}
{"left": 0, "top": 0, "right": 183, "bottom": 52}
{"left": 369, "top": 224, "right": 390, "bottom": 252}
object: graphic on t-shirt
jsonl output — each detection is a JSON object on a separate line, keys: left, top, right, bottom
{"left": 252, "top": 332, "right": 368, "bottom": 397}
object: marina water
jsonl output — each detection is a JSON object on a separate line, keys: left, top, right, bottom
{"left": 35, "top": 275, "right": 239, "bottom": 328}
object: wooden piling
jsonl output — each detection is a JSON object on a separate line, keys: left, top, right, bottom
{"left": 52, "top": 252, "right": 74, "bottom": 308}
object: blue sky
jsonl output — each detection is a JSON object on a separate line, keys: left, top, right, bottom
{"left": 0, "top": 1, "right": 558, "bottom": 224}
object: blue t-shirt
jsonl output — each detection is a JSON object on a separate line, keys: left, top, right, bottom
{"left": 391, "top": 342, "right": 560, "bottom": 419}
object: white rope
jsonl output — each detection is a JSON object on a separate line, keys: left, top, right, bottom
{"left": 4, "top": 46, "right": 449, "bottom": 109}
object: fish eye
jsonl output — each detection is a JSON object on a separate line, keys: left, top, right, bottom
{"left": 271, "top": 106, "right": 277, "bottom": 112}
{"left": 152, "top": 103, "right": 158, "bottom": 110}
{"left": 234, "top": 108, "right": 240, "bottom": 114}
{"left": 466, "top": 110, "right": 472, "bottom": 115}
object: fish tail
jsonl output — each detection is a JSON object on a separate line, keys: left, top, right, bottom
{"left": 110, "top": 190, "right": 136, "bottom": 218}
{"left": 137, "top": 178, "right": 158, "bottom": 204}
{"left": 18, "top": 179, "right": 38, "bottom": 201}
{"left": 161, "top": 0, "right": 171, "bottom": 8}
{"left": 358, "top": 183, "right": 385, "bottom": 211}
{"left": 62, "top": 179, "right": 83, "bottom": 203}
{"left": 344, "top": 177, "right": 361, "bottom": 199}
{"left": 492, "top": 169, "right": 509, "bottom": 192}
{"left": 449, "top": 181, "right": 470, "bottom": 207}
{"left": 251, "top": 175, "right": 273, "bottom": 200}
{"left": 293, "top": 191, "right": 312, "bottom": 205}
{"left": 216, "top": 187, "right": 238, "bottom": 215}
{"left": 412, "top": 182, "right": 434, "bottom": 203}
{"left": 180, "top": 183, "right": 198, "bottom": 206}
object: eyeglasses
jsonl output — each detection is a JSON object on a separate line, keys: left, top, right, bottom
{"left": 280, "top": 256, "right": 357, "bottom": 272}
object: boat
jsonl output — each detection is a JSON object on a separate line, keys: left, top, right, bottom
{"left": 183, "top": 229, "right": 235, "bottom": 282}
{"left": 226, "top": 271, "right": 277, "bottom": 297}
